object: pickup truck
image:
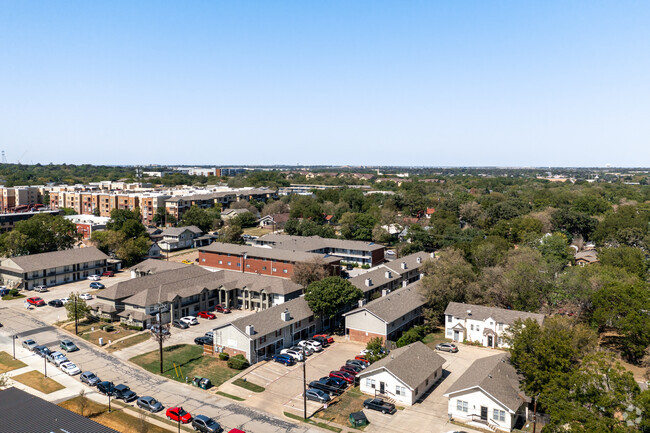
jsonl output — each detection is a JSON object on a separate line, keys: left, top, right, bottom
{"left": 363, "top": 398, "right": 397, "bottom": 414}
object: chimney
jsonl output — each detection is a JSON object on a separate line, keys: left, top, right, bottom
{"left": 281, "top": 308, "right": 291, "bottom": 321}
{"left": 402, "top": 280, "right": 408, "bottom": 288}
{"left": 416, "top": 257, "right": 422, "bottom": 264}
{"left": 245, "top": 325, "right": 255, "bottom": 335}
{"left": 358, "top": 299, "right": 366, "bottom": 308}
{"left": 467, "top": 309, "right": 472, "bottom": 316}
{"left": 400, "top": 262, "right": 407, "bottom": 270}
{"left": 365, "top": 278, "right": 372, "bottom": 287}
{"left": 385, "top": 270, "right": 392, "bottom": 279}
{"left": 430, "top": 252, "right": 436, "bottom": 259}
{"left": 382, "top": 289, "right": 390, "bottom": 297}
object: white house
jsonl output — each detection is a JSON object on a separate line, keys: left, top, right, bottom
{"left": 444, "top": 354, "right": 529, "bottom": 432}
{"left": 357, "top": 341, "right": 445, "bottom": 406}
{"left": 444, "top": 302, "right": 545, "bottom": 348}
{"left": 158, "top": 226, "right": 203, "bottom": 252}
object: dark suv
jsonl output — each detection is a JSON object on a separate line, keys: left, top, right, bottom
{"left": 112, "top": 384, "right": 137, "bottom": 402}
{"left": 97, "top": 381, "right": 115, "bottom": 396}
{"left": 191, "top": 415, "right": 223, "bottom": 433}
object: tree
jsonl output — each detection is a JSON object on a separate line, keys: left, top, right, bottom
{"left": 536, "top": 232, "right": 572, "bottom": 271}
{"left": 77, "top": 389, "right": 89, "bottom": 417}
{"left": 419, "top": 248, "right": 476, "bottom": 323}
{"left": 231, "top": 212, "right": 257, "bottom": 228}
{"left": 115, "top": 236, "right": 151, "bottom": 267}
{"left": 304, "top": 277, "right": 363, "bottom": 320}
{"left": 218, "top": 225, "right": 243, "bottom": 244}
{"left": 261, "top": 200, "right": 289, "bottom": 216}
{"left": 137, "top": 409, "right": 150, "bottom": 433}
{"left": 598, "top": 246, "right": 647, "bottom": 279}
{"left": 180, "top": 205, "right": 214, "bottom": 232}
{"left": 291, "top": 258, "right": 329, "bottom": 287}
{"left": 499, "top": 247, "right": 553, "bottom": 311}
{"left": 0, "top": 213, "right": 80, "bottom": 256}
{"left": 65, "top": 293, "right": 91, "bottom": 334}
{"left": 107, "top": 208, "right": 141, "bottom": 231}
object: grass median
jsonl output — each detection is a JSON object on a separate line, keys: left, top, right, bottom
{"left": 0, "top": 351, "right": 27, "bottom": 373}
{"left": 313, "top": 386, "right": 367, "bottom": 428}
{"left": 233, "top": 378, "right": 265, "bottom": 392}
{"left": 106, "top": 332, "right": 151, "bottom": 352}
{"left": 12, "top": 370, "right": 64, "bottom": 394}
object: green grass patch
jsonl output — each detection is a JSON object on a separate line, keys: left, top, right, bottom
{"left": 1, "top": 293, "right": 25, "bottom": 300}
{"left": 284, "top": 411, "right": 343, "bottom": 432}
{"left": 233, "top": 378, "right": 265, "bottom": 392}
{"left": 242, "top": 227, "right": 273, "bottom": 237}
{"left": 130, "top": 344, "right": 239, "bottom": 387}
{"left": 421, "top": 328, "right": 448, "bottom": 349}
{"left": 314, "top": 386, "right": 367, "bottom": 428}
{"left": 12, "top": 370, "right": 64, "bottom": 394}
{"left": 106, "top": 332, "right": 151, "bottom": 352}
{"left": 216, "top": 391, "right": 246, "bottom": 401}
{"left": 0, "top": 351, "right": 27, "bottom": 373}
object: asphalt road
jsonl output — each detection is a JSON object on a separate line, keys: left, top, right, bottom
{"left": 0, "top": 303, "right": 321, "bottom": 433}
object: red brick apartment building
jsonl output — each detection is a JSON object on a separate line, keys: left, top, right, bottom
{"left": 198, "top": 243, "right": 341, "bottom": 278}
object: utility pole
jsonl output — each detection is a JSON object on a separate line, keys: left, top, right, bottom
{"left": 158, "top": 312, "right": 163, "bottom": 374}
{"left": 302, "top": 345, "right": 307, "bottom": 420}
{"left": 108, "top": 392, "right": 111, "bottom": 413}
{"left": 74, "top": 296, "right": 79, "bottom": 335}
{"left": 13, "top": 335, "right": 16, "bottom": 359}
{"left": 44, "top": 355, "right": 47, "bottom": 377}
{"left": 532, "top": 394, "right": 539, "bottom": 433}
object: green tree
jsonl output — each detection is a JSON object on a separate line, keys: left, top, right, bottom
{"left": 218, "top": 225, "right": 243, "bottom": 244}
{"left": 231, "top": 212, "right": 257, "bottom": 228}
{"left": 107, "top": 209, "right": 142, "bottom": 231}
{"left": 65, "top": 292, "right": 91, "bottom": 322}
{"left": 304, "top": 277, "right": 363, "bottom": 319}
{"left": 598, "top": 246, "right": 647, "bottom": 279}
{"left": 180, "top": 205, "right": 214, "bottom": 232}
{"left": 536, "top": 232, "right": 572, "bottom": 270}
{"left": 0, "top": 213, "right": 80, "bottom": 256}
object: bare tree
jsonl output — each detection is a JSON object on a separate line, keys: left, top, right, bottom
{"left": 77, "top": 389, "right": 89, "bottom": 417}
{"left": 291, "top": 257, "right": 329, "bottom": 287}
{"left": 137, "top": 408, "right": 150, "bottom": 433}
{"left": 0, "top": 373, "right": 8, "bottom": 389}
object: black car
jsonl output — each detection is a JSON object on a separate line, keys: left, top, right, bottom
{"left": 311, "top": 336, "right": 329, "bottom": 347}
{"left": 48, "top": 299, "right": 64, "bottom": 307}
{"left": 308, "top": 380, "right": 343, "bottom": 396}
{"left": 305, "top": 389, "right": 331, "bottom": 403}
{"left": 112, "top": 384, "right": 137, "bottom": 402}
{"left": 33, "top": 345, "right": 52, "bottom": 358}
{"left": 97, "top": 381, "right": 115, "bottom": 396}
{"left": 191, "top": 414, "right": 223, "bottom": 433}
{"left": 363, "top": 398, "right": 397, "bottom": 414}
{"left": 194, "top": 336, "right": 213, "bottom": 346}
{"left": 319, "top": 376, "right": 347, "bottom": 389}
{"left": 80, "top": 371, "right": 101, "bottom": 386}
{"left": 137, "top": 396, "right": 164, "bottom": 413}
{"left": 172, "top": 319, "right": 189, "bottom": 329}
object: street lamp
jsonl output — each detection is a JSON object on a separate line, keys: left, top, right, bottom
{"left": 13, "top": 335, "right": 17, "bottom": 360}
{"left": 44, "top": 355, "right": 47, "bottom": 378}
{"left": 108, "top": 391, "right": 111, "bottom": 413}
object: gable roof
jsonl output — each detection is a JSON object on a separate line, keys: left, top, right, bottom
{"left": 443, "top": 354, "right": 529, "bottom": 412}
{"left": 198, "top": 243, "right": 340, "bottom": 264}
{"left": 444, "top": 302, "right": 545, "bottom": 326}
{"left": 3, "top": 246, "right": 109, "bottom": 272}
{"left": 0, "top": 387, "right": 120, "bottom": 433}
{"left": 344, "top": 282, "right": 425, "bottom": 323}
{"left": 161, "top": 225, "right": 202, "bottom": 236}
{"left": 255, "top": 234, "right": 385, "bottom": 253}
{"left": 131, "top": 258, "right": 189, "bottom": 274}
{"left": 223, "top": 296, "right": 314, "bottom": 338}
{"left": 383, "top": 251, "right": 430, "bottom": 275}
{"left": 350, "top": 267, "right": 401, "bottom": 293}
{"left": 359, "top": 342, "right": 445, "bottom": 390}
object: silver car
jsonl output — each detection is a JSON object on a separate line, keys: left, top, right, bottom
{"left": 47, "top": 351, "right": 68, "bottom": 366}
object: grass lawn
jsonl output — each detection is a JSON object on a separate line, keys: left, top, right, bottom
{"left": 314, "top": 386, "right": 367, "bottom": 428}
{"left": 242, "top": 227, "right": 273, "bottom": 237}
{"left": 285, "top": 411, "right": 343, "bottom": 433}
{"left": 106, "top": 332, "right": 151, "bottom": 352}
{"left": 130, "top": 344, "right": 240, "bottom": 387}
{"left": 12, "top": 370, "right": 65, "bottom": 394}
{"left": 63, "top": 321, "right": 139, "bottom": 346}
{"left": 421, "top": 327, "right": 448, "bottom": 349}
{"left": 1, "top": 293, "right": 25, "bottom": 300}
{"left": 233, "top": 378, "right": 265, "bottom": 392}
{"left": 59, "top": 396, "right": 172, "bottom": 433}
{"left": 216, "top": 391, "right": 246, "bottom": 401}
{"left": 0, "top": 351, "right": 27, "bottom": 373}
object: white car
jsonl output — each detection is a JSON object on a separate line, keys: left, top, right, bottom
{"left": 295, "top": 343, "right": 314, "bottom": 356}
{"left": 180, "top": 316, "right": 198, "bottom": 326}
{"left": 386, "top": 250, "right": 396, "bottom": 256}
{"left": 280, "top": 348, "right": 304, "bottom": 362}
{"left": 304, "top": 339, "right": 323, "bottom": 352}
{"left": 79, "top": 293, "right": 93, "bottom": 300}
{"left": 60, "top": 297, "right": 71, "bottom": 305}
{"left": 34, "top": 285, "right": 49, "bottom": 293}
{"left": 88, "top": 275, "right": 101, "bottom": 281}
{"left": 60, "top": 361, "right": 81, "bottom": 376}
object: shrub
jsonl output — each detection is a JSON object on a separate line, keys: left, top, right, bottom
{"left": 219, "top": 352, "right": 230, "bottom": 361}
{"left": 396, "top": 325, "right": 426, "bottom": 347}
{"left": 361, "top": 264, "right": 370, "bottom": 269}
{"left": 9, "top": 289, "right": 19, "bottom": 296}
{"left": 227, "top": 354, "right": 249, "bottom": 370}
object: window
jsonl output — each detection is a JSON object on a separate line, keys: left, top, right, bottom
{"left": 447, "top": 329, "right": 452, "bottom": 336}
{"left": 476, "top": 326, "right": 480, "bottom": 332}
{"left": 275, "top": 329, "right": 281, "bottom": 337}
{"left": 396, "top": 385, "right": 406, "bottom": 396}
{"left": 202, "top": 258, "right": 205, "bottom": 263}
{"left": 237, "top": 263, "right": 241, "bottom": 267}
{"left": 262, "top": 266, "right": 267, "bottom": 270}
{"left": 498, "top": 322, "right": 504, "bottom": 331}
{"left": 259, "top": 336, "right": 266, "bottom": 344}
{"left": 227, "top": 262, "right": 231, "bottom": 266}
{"left": 447, "top": 315, "right": 452, "bottom": 322}
{"left": 366, "top": 378, "right": 376, "bottom": 389}
{"left": 246, "top": 264, "right": 250, "bottom": 268}
{"left": 493, "top": 409, "right": 506, "bottom": 422}
{"left": 434, "top": 371, "right": 437, "bottom": 378}
{"left": 456, "top": 400, "right": 468, "bottom": 413}
{"left": 218, "top": 260, "right": 222, "bottom": 264}
{"left": 470, "top": 324, "right": 474, "bottom": 331}
{"left": 426, "top": 378, "right": 429, "bottom": 385}
{"left": 272, "top": 268, "right": 277, "bottom": 272}
{"left": 414, "top": 387, "right": 418, "bottom": 395}
{"left": 490, "top": 321, "right": 494, "bottom": 326}
{"left": 283, "top": 269, "right": 288, "bottom": 274}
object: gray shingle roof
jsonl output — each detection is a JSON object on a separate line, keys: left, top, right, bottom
{"left": 350, "top": 267, "right": 400, "bottom": 292}
{"left": 2, "top": 246, "right": 108, "bottom": 273}
{"left": 161, "top": 225, "right": 202, "bottom": 237}
{"left": 359, "top": 341, "right": 445, "bottom": 390}
{"left": 444, "top": 302, "right": 545, "bottom": 326}
{"left": 0, "top": 387, "right": 120, "bottom": 433}
{"left": 383, "top": 251, "right": 431, "bottom": 275}
{"left": 344, "top": 282, "right": 425, "bottom": 323}
{"left": 199, "top": 243, "right": 340, "bottom": 264}
{"left": 222, "top": 296, "right": 313, "bottom": 338}
{"left": 256, "top": 234, "right": 385, "bottom": 253}
{"left": 131, "top": 258, "right": 189, "bottom": 274}
{"left": 443, "top": 354, "right": 529, "bottom": 412}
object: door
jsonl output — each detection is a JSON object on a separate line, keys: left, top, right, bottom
{"left": 379, "top": 382, "right": 385, "bottom": 394}
{"left": 480, "top": 406, "right": 488, "bottom": 421}
{"left": 453, "top": 330, "right": 460, "bottom": 341}
{"left": 487, "top": 335, "right": 493, "bottom": 347}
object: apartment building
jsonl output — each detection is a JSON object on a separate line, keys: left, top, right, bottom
{"left": 64, "top": 215, "right": 110, "bottom": 239}
{"left": 0, "top": 186, "right": 44, "bottom": 212}
{"left": 0, "top": 210, "right": 62, "bottom": 233}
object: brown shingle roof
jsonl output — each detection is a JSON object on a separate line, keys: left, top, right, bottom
{"left": 344, "top": 282, "right": 425, "bottom": 323}
{"left": 359, "top": 341, "right": 445, "bottom": 390}
{"left": 131, "top": 259, "right": 190, "bottom": 274}
{"left": 3, "top": 247, "right": 108, "bottom": 273}
{"left": 444, "top": 302, "right": 545, "bottom": 326}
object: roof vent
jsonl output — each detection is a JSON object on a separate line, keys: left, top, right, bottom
{"left": 281, "top": 309, "right": 291, "bottom": 322}
{"left": 245, "top": 325, "right": 255, "bottom": 335}
{"left": 382, "top": 289, "right": 390, "bottom": 297}
{"left": 358, "top": 299, "right": 366, "bottom": 307}
{"left": 416, "top": 257, "right": 422, "bottom": 264}
{"left": 467, "top": 309, "right": 472, "bottom": 316}
{"left": 365, "top": 278, "right": 372, "bottom": 287}
{"left": 385, "top": 271, "right": 392, "bottom": 279}
{"left": 400, "top": 262, "right": 407, "bottom": 270}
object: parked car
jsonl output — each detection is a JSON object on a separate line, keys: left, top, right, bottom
{"left": 354, "top": 355, "right": 370, "bottom": 364}
{"left": 197, "top": 311, "right": 216, "bottom": 320}
{"left": 88, "top": 275, "right": 101, "bottom": 281}
{"left": 34, "top": 345, "right": 51, "bottom": 358}
{"left": 308, "top": 380, "right": 343, "bottom": 396}
{"left": 47, "top": 351, "right": 68, "bottom": 366}
{"left": 346, "top": 359, "right": 367, "bottom": 370}
{"left": 386, "top": 250, "right": 396, "bottom": 256}
{"left": 0, "top": 286, "right": 9, "bottom": 297}
{"left": 192, "top": 415, "right": 223, "bottom": 433}
{"left": 180, "top": 316, "right": 198, "bottom": 325}
{"left": 214, "top": 304, "right": 231, "bottom": 313}
{"left": 364, "top": 398, "right": 397, "bottom": 414}
{"left": 194, "top": 336, "right": 213, "bottom": 346}
{"left": 181, "top": 259, "right": 194, "bottom": 265}
{"left": 26, "top": 297, "right": 45, "bottom": 306}
{"left": 96, "top": 381, "right": 115, "bottom": 396}
{"left": 298, "top": 340, "right": 322, "bottom": 352}
{"left": 319, "top": 376, "right": 348, "bottom": 389}
{"left": 150, "top": 324, "right": 171, "bottom": 336}
{"left": 102, "top": 271, "right": 115, "bottom": 277}
{"left": 89, "top": 282, "right": 105, "bottom": 289}
{"left": 172, "top": 319, "right": 189, "bottom": 329}
{"left": 435, "top": 343, "right": 459, "bottom": 353}
{"left": 339, "top": 365, "right": 360, "bottom": 376}
{"left": 280, "top": 348, "right": 304, "bottom": 362}
{"left": 272, "top": 354, "right": 296, "bottom": 366}
{"left": 295, "top": 343, "right": 314, "bottom": 356}
{"left": 112, "top": 384, "right": 137, "bottom": 402}
{"left": 48, "top": 299, "right": 64, "bottom": 307}
{"left": 60, "top": 361, "right": 81, "bottom": 376}
{"left": 204, "top": 331, "right": 214, "bottom": 339}
{"left": 137, "top": 396, "right": 164, "bottom": 413}
{"left": 166, "top": 407, "right": 192, "bottom": 423}
{"left": 22, "top": 339, "right": 37, "bottom": 351}
{"left": 80, "top": 293, "right": 93, "bottom": 301}
{"left": 80, "top": 371, "right": 101, "bottom": 386}
{"left": 60, "top": 297, "right": 71, "bottom": 304}
{"left": 227, "top": 430, "right": 245, "bottom": 433}
{"left": 310, "top": 336, "right": 330, "bottom": 347}
{"left": 60, "top": 340, "right": 79, "bottom": 352}
{"left": 329, "top": 371, "right": 355, "bottom": 383}
{"left": 34, "top": 285, "right": 49, "bottom": 293}
{"left": 305, "top": 388, "right": 331, "bottom": 403}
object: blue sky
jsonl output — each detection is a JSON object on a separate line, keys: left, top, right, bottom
{"left": 2, "top": 1, "right": 649, "bottom": 167}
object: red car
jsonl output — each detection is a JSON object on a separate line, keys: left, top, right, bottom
{"left": 197, "top": 311, "right": 216, "bottom": 320}
{"left": 26, "top": 297, "right": 45, "bottom": 307}
{"left": 312, "top": 334, "right": 334, "bottom": 344}
{"left": 166, "top": 407, "right": 192, "bottom": 423}
{"left": 354, "top": 355, "right": 370, "bottom": 364}
{"left": 102, "top": 271, "right": 115, "bottom": 277}
{"left": 329, "top": 370, "right": 355, "bottom": 383}
{"left": 214, "top": 304, "right": 231, "bottom": 313}
{"left": 339, "top": 365, "right": 360, "bottom": 376}
{"left": 228, "top": 430, "right": 246, "bottom": 433}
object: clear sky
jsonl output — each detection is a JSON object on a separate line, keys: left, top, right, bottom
{"left": 2, "top": 1, "right": 649, "bottom": 167}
